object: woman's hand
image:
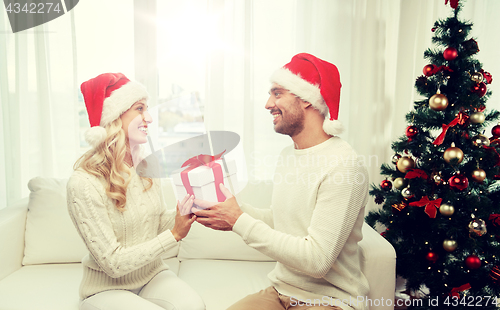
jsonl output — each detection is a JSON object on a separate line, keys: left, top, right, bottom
{"left": 171, "top": 194, "right": 197, "bottom": 241}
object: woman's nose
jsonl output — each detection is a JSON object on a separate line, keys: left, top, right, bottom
{"left": 142, "top": 111, "right": 153, "bottom": 124}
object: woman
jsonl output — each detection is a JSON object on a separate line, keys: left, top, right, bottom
{"left": 67, "top": 73, "right": 205, "bottom": 310}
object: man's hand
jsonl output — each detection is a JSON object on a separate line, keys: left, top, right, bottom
{"left": 193, "top": 183, "right": 243, "bottom": 231}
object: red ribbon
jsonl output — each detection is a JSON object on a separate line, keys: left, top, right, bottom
{"left": 433, "top": 116, "right": 460, "bottom": 145}
{"left": 483, "top": 145, "right": 500, "bottom": 167}
{"left": 405, "top": 169, "right": 428, "bottom": 180}
{"left": 409, "top": 196, "right": 442, "bottom": 218}
{"left": 449, "top": 283, "right": 471, "bottom": 298}
{"left": 180, "top": 150, "right": 226, "bottom": 202}
{"left": 429, "top": 65, "right": 453, "bottom": 75}
{"left": 489, "top": 214, "right": 500, "bottom": 227}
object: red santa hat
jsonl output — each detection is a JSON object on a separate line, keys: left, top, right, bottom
{"left": 270, "top": 53, "right": 343, "bottom": 135}
{"left": 81, "top": 73, "right": 149, "bottom": 148}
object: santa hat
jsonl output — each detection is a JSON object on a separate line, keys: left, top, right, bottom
{"left": 81, "top": 73, "right": 149, "bottom": 148}
{"left": 270, "top": 53, "right": 344, "bottom": 135}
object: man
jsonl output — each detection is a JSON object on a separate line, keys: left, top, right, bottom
{"left": 194, "top": 53, "right": 370, "bottom": 310}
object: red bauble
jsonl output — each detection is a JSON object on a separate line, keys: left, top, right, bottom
{"left": 380, "top": 180, "right": 392, "bottom": 191}
{"left": 426, "top": 251, "right": 439, "bottom": 263}
{"left": 423, "top": 64, "right": 437, "bottom": 77}
{"left": 448, "top": 173, "right": 469, "bottom": 191}
{"left": 443, "top": 47, "right": 458, "bottom": 61}
{"left": 492, "top": 124, "right": 500, "bottom": 137}
{"left": 471, "top": 82, "right": 487, "bottom": 97}
{"left": 406, "top": 126, "right": 418, "bottom": 138}
{"left": 465, "top": 255, "right": 481, "bottom": 269}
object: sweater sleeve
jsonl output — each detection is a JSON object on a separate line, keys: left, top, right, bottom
{"left": 240, "top": 202, "right": 274, "bottom": 228}
{"left": 232, "top": 164, "right": 368, "bottom": 279}
{"left": 67, "top": 173, "right": 178, "bottom": 278}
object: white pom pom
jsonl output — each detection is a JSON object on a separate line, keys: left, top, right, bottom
{"left": 323, "top": 119, "right": 344, "bottom": 136}
{"left": 85, "top": 126, "right": 107, "bottom": 148}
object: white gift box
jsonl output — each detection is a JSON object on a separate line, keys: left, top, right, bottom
{"left": 171, "top": 159, "right": 239, "bottom": 204}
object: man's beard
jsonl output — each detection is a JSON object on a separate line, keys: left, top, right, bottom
{"left": 273, "top": 99, "right": 305, "bottom": 137}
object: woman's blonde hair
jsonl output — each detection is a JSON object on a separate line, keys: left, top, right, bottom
{"left": 74, "top": 117, "right": 152, "bottom": 211}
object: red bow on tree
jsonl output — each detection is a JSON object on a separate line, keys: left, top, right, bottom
{"left": 405, "top": 169, "right": 428, "bottom": 180}
{"left": 489, "top": 214, "right": 500, "bottom": 227}
{"left": 449, "top": 283, "right": 471, "bottom": 298}
{"left": 433, "top": 116, "right": 460, "bottom": 145}
{"left": 409, "top": 196, "right": 442, "bottom": 218}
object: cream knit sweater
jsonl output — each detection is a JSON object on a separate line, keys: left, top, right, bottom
{"left": 67, "top": 168, "right": 178, "bottom": 300}
{"left": 233, "top": 137, "right": 370, "bottom": 310}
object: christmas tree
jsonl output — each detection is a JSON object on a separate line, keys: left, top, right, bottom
{"left": 366, "top": 1, "right": 500, "bottom": 309}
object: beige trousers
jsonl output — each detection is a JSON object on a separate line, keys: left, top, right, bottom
{"left": 227, "top": 286, "right": 343, "bottom": 310}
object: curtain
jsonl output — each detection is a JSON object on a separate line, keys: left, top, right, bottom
{"left": 1, "top": 0, "right": 500, "bottom": 211}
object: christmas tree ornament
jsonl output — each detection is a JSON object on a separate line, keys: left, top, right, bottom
{"left": 393, "top": 177, "right": 407, "bottom": 190}
{"left": 433, "top": 173, "right": 443, "bottom": 185}
{"left": 471, "top": 82, "right": 487, "bottom": 97}
{"left": 380, "top": 179, "right": 392, "bottom": 191}
{"left": 426, "top": 251, "right": 439, "bottom": 263}
{"left": 472, "top": 134, "right": 490, "bottom": 147}
{"left": 443, "top": 143, "right": 464, "bottom": 164}
{"left": 439, "top": 203, "right": 455, "bottom": 216}
{"left": 405, "top": 125, "right": 418, "bottom": 139}
{"left": 469, "top": 111, "right": 485, "bottom": 124}
{"left": 471, "top": 168, "right": 486, "bottom": 183}
{"left": 397, "top": 156, "right": 415, "bottom": 173}
{"left": 391, "top": 154, "right": 402, "bottom": 165}
{"left": 374, "top": 195, "right": 384, "bottom": 205}
{"left": 443, "top": 47, "right": 458, "bottom": 60}
{"left": 489, "top": 266, "right": 500, "bottom": 284}
{"left": 392, "top": 202, "right": 407, "bottom": 213}
{"left": 465, "top": 255, "right": 481, "bottom": 269}
{"left": 443, "top": 239, "right": 457, "bottom": 252}
{"left": 470, "top": 72, "right": 484, "bottom": 83}
{"left": 480, "top": 69, "right": 493, "bottom": 84}
{"left": 429, "top": 91, "right": 449, "bottom": 111}
{"left": 448, "top": 173, "right": 469, "bottom": 191}
{"left": 401, "top": 187, "right": 413, "bottom": 198}
{"left": 468, "top": 219, "right": 487, "bottom": 236}
{"left": 423, "top": 64, "right": 437, "bottom": 77}
{"left": 461, "top": 38, "right": 479, "bottom": 55}
{"left": 491, "top": 123, "right": 500, "bottom": 137}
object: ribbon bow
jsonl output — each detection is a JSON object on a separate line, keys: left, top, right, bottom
{"left": 433, "top": 116, "right": 460, "bottom": 145}
{"left": 180, "top": 150, "right": 226, "bottom": 202}
{"left": 483, "top": 145, "right": 500, "bottom": 167}
{"left": 489, "top": 214, "right": 500, "bottom": 227}
{"left": 405, "top": 169, "right": 428, "bottom": 180}
{"left": 445, "top": 0, "right": 459, "bottom": 9}
{"left": 409, "top": 196, "right": 442, "bottom": 218}
{"left": 449, "top": 283, "right": 471, "bottom": 298}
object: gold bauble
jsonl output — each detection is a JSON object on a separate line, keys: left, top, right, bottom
{"left": 468, "top": 219, "right": 487, "bottom": 236}
{"left": 472, "top": 168, "right": 486, "bottom": 183}
{"left": 471, "top": 72, "right": 484, "bottom": 83}
{"left": 429, "top": 93, "right": 449, "bottom": 111}
{"left": 397, "top": 156, "right": 415, "bottom": 173}
{"left": 443, "top": 239, "right": 457, "bottom": 252}
{"left": 443, "top": 143, "right": 464, "bottom": 164}
{"left": 439, "top": 203, "right": 455, "bottom": 216}
{"left": 472, "top": 134, "right": 490, "bottom": 147}
{"left": 393, "top": 177, "right": 407, "bottom": 190}
{"left": 470, "top": 111, "right": 486, "bottom": 124}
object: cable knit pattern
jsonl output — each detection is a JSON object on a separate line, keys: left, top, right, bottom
{"left": 67, "top": 168, "right": 177, "bottom": 300}
{"left": 233, "top": 137, "right": 370, "bottom": 310}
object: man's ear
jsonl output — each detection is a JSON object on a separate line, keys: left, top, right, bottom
{"left": 302, "top": 100, "right": 312, "bottom": 109}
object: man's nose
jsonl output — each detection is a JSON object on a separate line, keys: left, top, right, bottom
{"left": 265, "top": 96, "right": 275, "bottom": 110}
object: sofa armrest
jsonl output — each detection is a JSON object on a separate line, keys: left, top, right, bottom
{"left": 0, "top": 198, "right": 29, "bottom": 281}
{"left": 360, "top": 222, "right": 396, "bottom": 310}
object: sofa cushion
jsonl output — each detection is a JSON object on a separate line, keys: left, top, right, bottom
{"left": 23, "top": 177, "right": 180, "bottom": 265}
{"left": 178, "top": 221, "right": 274, "bottom": 261}
{"left": 23, "top": 177, "right": 88, "bottom": 265}
{"left": 178, "top": 259, "right": 276, "bottom": 310}
{"left": 0, "top": 258, "right": 180, "bottom": 310}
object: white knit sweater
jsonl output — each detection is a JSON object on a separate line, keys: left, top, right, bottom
{"left": 67, "top": 168, "right": 178, "bottom": 300}
{"left": 233, "top": 137, "right": 370, "bottom": 310}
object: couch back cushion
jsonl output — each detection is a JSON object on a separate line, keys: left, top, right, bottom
{"left": 178, "top": 181, "right": 275, "bottom": 261}
{"left": 23, "top": 177, "right": 88, "bottom": 265}
{"left": 23, "top": 177, "right": 180, "bottom": 265}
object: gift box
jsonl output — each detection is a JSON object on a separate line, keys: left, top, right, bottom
{"left": 171, "top": 157, "right": 239, "bottom": 204}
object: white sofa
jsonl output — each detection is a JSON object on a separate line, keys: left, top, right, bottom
{"left": 0, "top": 177, "right": 396, "bottom": 310}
